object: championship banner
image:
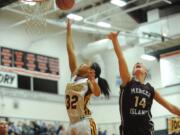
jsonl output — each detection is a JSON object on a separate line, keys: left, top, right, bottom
{"left": 0, "top": 71, "right": 17, "bottom": 88}
{"left": 167, "top": 117, "right": 180, "bottom": 135}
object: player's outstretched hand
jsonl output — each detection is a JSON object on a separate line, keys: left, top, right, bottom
{"left": 107, "top": 32, "right": 118, "bottom": 41}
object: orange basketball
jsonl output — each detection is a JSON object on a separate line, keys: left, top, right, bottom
{"left": 56, "top": 0, "right": 75, "bottom": 10}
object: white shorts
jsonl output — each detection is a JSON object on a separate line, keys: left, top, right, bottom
{"left": 66, "top": 118, "right": 97, "bottom": 135}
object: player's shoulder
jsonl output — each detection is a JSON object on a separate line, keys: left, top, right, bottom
{"left": 145, "top": 82, "right": 155, "bottom": 97}
{"left": 120, "top": 79, "right": 135, "bottom": 92}
{"left": 145, "top": 82, "right": 154, "bottom": 89}
{"left": 123, "top": 78, "right": 136, "bottom": 86}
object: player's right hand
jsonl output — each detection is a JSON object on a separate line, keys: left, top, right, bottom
{"left": 67, "top": 19, "right": 72, "bottom": 30}
{"left": 88, "top": 69, "right": 95, "bottom": 81}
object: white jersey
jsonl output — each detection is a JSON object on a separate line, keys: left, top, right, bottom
{"left": 65, "top": 76, "right": 92, "bottom": 124}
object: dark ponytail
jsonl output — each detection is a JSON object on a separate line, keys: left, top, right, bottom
{"left": 90, "top": 62, "right": 111, "bottom": 98}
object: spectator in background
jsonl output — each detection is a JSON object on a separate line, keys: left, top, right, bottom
{"left": 22, "top": 122, "right": 30, "bottom": 135}
{"left": 47, "top": 123, "right": 56, "bottom": 135}
{"left": 0, "top": 120, "right": 8, "bottom": 135}
{"left": 16, "top": 121, "right": 23, "bottom": 134}
{"left": 56, "top": 125, "right": 66, "bottom": 135}
{"left": 8, "top": 122, "right": 14, "bottom": 135}
{"left": 39, "top": 122, "right": 48, "bottom": 135}
{"left": 102, "top": 130, "right": 107, "bottom": 135}
{"left": 29, "top": 121, "right": 41, "bottom": 135}
{"left": 2, "top": 118, "right": 68, "bottom": 135}
{"left": 98, "top": 128, "right": 103, "bottom": 135}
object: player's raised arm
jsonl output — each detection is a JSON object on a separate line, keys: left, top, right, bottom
{"left": 66, "top": 19, "right": 77, "bottom": 75}
{"left": 154, "top": 90, "right": 180, "bottom": 116}
{"left": 108, "top": 32, "right": 131, "bottom": 87}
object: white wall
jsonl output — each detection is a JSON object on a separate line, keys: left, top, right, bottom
{"left": 0, "top": 96, "right": 68, "bottom": 121}
{"left": 102, "top": 50, "right": 119, "bottom": 95}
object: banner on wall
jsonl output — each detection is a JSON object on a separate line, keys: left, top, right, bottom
{"left": 0, "top": 71, "right": 17, "bottom": 88}
{"left": 167, "top": 117, "right": 180, "bottom": 135}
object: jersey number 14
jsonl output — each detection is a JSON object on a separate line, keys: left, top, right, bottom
{"left": 134, "top": 96, "right": 146, "bottom": 108}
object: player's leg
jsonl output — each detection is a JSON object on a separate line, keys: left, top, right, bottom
{"left": 120, "top": 125, "right": 155, "bottom": 135}
{"left": 89, "top": 118, "right": 97, "bottom": 135}
{"left": 74, "top": 118, "right": 97, "bottom": 135}
{"left": 66, "top": 125, "right": 71, "bottom": 135}
{"left": 66, "top": 124, "right": 78, "bottom": 135}
{"left": 70, "top": 120, "right": 89, "bottom": 135}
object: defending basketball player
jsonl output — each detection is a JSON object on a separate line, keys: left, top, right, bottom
{"left": 108, "top": 32, "right": 180, "bottom": 135}
{"left": 65, "top": 19, "right": 110, "bottom": 135}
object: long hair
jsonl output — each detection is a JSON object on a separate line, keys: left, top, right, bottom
{"left": 90, "top": 62, "right": 111, "bottom": 98}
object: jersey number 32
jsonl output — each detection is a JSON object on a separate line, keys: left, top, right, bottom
{"left": 66, "top": 95, "right": 78, "bottom": 109}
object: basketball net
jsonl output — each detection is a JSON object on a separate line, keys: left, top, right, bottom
{"left": 19, "top": 0, "right": 52, "bottom": 41}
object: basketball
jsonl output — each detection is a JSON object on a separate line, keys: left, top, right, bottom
{"left": 56, "top": 0, "right": 75, "bottom": 10}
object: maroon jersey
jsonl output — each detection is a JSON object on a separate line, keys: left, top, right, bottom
{"left": 119, "top": 79, "right": 155, "bottom": 135}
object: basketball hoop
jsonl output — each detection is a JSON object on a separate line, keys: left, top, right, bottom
{"left": 19, "top": 0, "right": 52, "bottom": 41}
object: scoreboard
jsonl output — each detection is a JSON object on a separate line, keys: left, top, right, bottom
{"left": 0, "top": 47, "right": 59, "bottom": 94}
{"left": 0, "top": 47, "right": 59, "bottom": 76}
{"left": 1, "top": 47, "right": 13, "bottom": 67}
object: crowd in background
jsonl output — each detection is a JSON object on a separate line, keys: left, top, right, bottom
{"left": 98, "top": 129, "right": 108, "bottom": 135}
{"left": 0, "top": 117, "right": 113, "bottom": 135}
{"left": 0, "top": 117, "right": 65, "bottom": 135}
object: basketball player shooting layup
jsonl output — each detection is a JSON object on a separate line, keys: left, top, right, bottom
{"left": 65, "top": 19, "right": 111, "bottom": 135}
{"left": 108, "top": 32, "right": 180, "bottom": 135}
